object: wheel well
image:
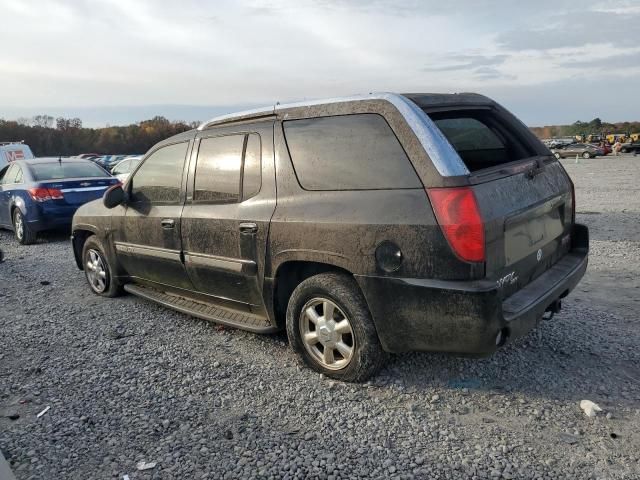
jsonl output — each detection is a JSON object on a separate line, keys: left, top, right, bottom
{"left": 72, "top": 230, "right": 93, "bottom": 270}
{"left": 273, "top": 261, "right": 353, "bottom": 329}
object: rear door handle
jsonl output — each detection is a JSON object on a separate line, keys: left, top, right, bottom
{"left": 239, "top": 222, "right": 258, "bottom": 234}
{"left": 161, "top": 218, "right": 175, "bottom": 229}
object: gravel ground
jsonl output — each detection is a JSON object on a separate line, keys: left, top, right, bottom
{"left": 1, "top": 157, "right": 639, "bottom": 479}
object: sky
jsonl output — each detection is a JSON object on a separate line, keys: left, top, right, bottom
{"left": 1, "top": 0, "right": 639, "bottom": 127}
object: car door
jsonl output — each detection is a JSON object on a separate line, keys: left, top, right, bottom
{"left": 0, "top": 164, "right": 20, "bottom": 226}
{"left": 114, "top": 138, "right": 194, "bottom": 290}
{"left": 180, "top": 121, "right": 276, "bottom": 310}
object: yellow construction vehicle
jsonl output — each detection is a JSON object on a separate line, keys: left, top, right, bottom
{"left": 630, "top": 133, "right": 640, "bottom": 142}
{"left": 606, "top": 134, "right": 627, "bottom": 144}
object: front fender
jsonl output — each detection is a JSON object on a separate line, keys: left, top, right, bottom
{"left": 70, "top": 224, "right": 99, "bottom": 270}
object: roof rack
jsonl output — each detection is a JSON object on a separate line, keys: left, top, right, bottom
{"left": 197, "top": 92, "right": 396, "bottom": 130}
{"left": 0, "top": 141, "right": 25, "bottom": 146}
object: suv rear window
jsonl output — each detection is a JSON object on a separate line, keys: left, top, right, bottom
{"left": 30, "top": 162, "right": 108, "bottom": 181}
{"left": 283, "top": 114, "right": 421, "bottom": 190}
{"left": 428, "top": 110, "right": 537, "bottom": 172}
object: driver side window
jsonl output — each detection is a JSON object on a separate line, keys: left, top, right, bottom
{"left": 130, "top": 142, "right": 189, "bottom": 204}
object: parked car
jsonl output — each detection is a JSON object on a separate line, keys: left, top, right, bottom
{"left": 551, "top": 143, "right": 603, "bottom": 159}
{"left": 75, "top": 153, "right": 101, "bottom": 160}
{"left": 620, "top": 142, "right": 640, "bottom": 154}
{"left": 94, "top": 155, "right": 130, "bottom": 170}
{"left": 0, "top": 158, "right": 119, "bottom": 244}
{"left": 110, "top": 156, "right": 142, "bottom": 182}
{"left": 71, "top": 92, "right": 589, "bottom": 382}
{"left": 595, "top": 143, "right": 612, "bottom": 155}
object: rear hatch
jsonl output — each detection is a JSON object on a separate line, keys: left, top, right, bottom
{"left": 424, "top": 106, "right": 574, "bottom": 300}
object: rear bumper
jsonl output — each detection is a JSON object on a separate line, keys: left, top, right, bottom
{"left": 26, "top": 204, "right": 84, "bottom": 232}
{"left": 27, "top": 214, "right": 74, "bottom": 232}
{"left": 356, "top": 224, "right": 589, "bottom": 354}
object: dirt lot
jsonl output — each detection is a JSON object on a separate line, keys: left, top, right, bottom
{"left": 0, "top": 156, "right": 639, "bottom": 479}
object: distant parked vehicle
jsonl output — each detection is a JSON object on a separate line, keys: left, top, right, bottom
{"left": 0, "top": 141, "right": 34, "bottom": 169}
{"left": 546, "top": 137, "right": 575, "bottom": 148}
{"left": 110, "top": 156, "right": 142, "bottom": 182}
{"left": 596, "top": 143, "right": 612, "bottom": 155}
{"left": 76, "top": 153, "right": 101, "bottom": 160}
{"left": 551, "top": 143, "right": 603, "bottom": 159}
{"left": 620, "top": 142, "right": 640, "bottom": 154}
{"left": 0, "top": 158, "right": 119, "bottom": 244}
{"left": 95, "top": 154, "right": 140, "bottom": 170}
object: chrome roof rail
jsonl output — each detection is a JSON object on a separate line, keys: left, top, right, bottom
{"left": 197, "top": 92, "right": 468, "bottom": 177}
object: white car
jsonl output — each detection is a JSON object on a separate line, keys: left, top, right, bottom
{"left": 110, "top": 156, "right": 142, "bottom": 182}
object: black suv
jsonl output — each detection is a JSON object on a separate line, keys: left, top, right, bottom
{"left": 71, "top": 93, "right": 588, "bottom": 382}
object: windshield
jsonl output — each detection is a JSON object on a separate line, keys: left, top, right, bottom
{"left": 29, "top": 162, "right": 109, "bottom": 181}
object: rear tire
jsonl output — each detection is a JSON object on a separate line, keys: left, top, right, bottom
{"left": 286, "top": 272, "right": 386, "bottom": 382}
{"left": 82, "top": 236, "right": 123, "bottom": 297}
{"left": 13, "top": 210, "right": 37, "bottom": 245}
{"left": 582, "top": 152, "right": 591, "bottom": 159}
{"left": 554, "top": 152, "right": 561, "bottom": 159}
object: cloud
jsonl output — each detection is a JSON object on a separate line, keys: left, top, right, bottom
{"left": 497, "top": 7, "right": 640, "bottom": 51}
{"left": 0, "top": 0, "right": 638, "bottom": 125}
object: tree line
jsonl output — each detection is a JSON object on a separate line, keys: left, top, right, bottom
{"left": 0, "top": 115, "right": 196, "bottom": 156}
{"left": 530, "top": 118, "right": 640, "bottom": 139}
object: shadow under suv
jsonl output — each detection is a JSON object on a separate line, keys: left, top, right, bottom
{"left": 71, "top": 92, "right": 589, "bottom": 382}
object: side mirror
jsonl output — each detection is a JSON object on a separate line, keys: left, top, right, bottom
{"left": 103, "top": 184, "right": 125, "bottom": 209}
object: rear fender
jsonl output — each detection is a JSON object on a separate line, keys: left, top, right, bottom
{"left": 11, "top": 195, "right": 28, "bottom": 219}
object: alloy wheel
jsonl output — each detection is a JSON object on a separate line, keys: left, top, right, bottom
{"left": 14, "top": 212, "right": 23, "bottom": 240}
{"left": 85, "top": 249, "right": 108, "bottom": 293}
{"left": 299, "top": 297, "right": 355, "bottom": 370}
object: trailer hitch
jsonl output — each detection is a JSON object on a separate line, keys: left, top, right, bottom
{"left": 542, "top": 299, "right": 562, "bottom": 320}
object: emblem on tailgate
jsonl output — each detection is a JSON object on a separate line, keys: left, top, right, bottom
{"left": 497, "top": 272, "right": 518, "bottom": 289}
{"left": 536, "top": 249, "right": 543, "bottom": 262}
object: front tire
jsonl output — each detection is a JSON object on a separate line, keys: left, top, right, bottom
{"left": 554, "top": 152, "right": 561, "bottom": 159}
{"left": 286, "top": 272, "right": 386, "bottom": 382}
{"left": 582, "top": 152, "right": 591, "bottom": 159}
{"left": 13, "top": 210, "right": 36, "bottom": 245}
{"left": 82, "top": 236, "right": 122, "bottom": 297}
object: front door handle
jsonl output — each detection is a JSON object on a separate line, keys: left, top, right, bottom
{"left": 239, "top": 222, "right": 258, "bottom": 234}
{"left": 161, "top": 218, "right": 175, "bottom": 229}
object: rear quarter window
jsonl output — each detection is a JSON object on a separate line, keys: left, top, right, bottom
{"left": 283, "top": 114, "right": 421, "bottom": 190}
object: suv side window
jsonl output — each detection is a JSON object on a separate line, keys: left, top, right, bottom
{"left": 283, "top": 114, "right": 421, "bottom": 191}
{"left": 242, "top": 133, "right": 261, "bottom": 199}
{"left": 194, "top": 133, "right": 262, "bottom": 203}
{"left": 130, "top": 142, "right": 188, "bottom": 204}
